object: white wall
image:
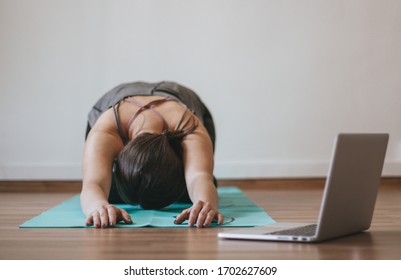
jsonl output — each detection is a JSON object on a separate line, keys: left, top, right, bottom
{"left": 1, "top": 0, "right": 400, "bottom": 180}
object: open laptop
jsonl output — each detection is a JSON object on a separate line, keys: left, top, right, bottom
{"left": 218, "top": 133, "right": 389, "bottom": 242}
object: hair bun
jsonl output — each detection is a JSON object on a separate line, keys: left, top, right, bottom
{"left": 161, "top": 130, "right": 177, "bottom": 141}
{"left": 161, "top": 130, "right": 173, "bottom": 137}
{"left": 162, "top": 130, "right": 185, "bottom": 145}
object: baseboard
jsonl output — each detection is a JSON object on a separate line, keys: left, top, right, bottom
{"left": 214, "top": 160, "right": 401, "bottom": 179}
{"left": 0, "top": 160, "right": 400, "bottom": 180}
{"left": 0, "top": 163, "right": 82, "bottom": 180}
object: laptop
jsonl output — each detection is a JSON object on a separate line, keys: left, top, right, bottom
{"left": 218, "top": 133, "right": 389, "bottom": 242}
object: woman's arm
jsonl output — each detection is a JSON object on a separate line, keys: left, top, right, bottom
{"left": 81, "top": 115, "right": 132, "bottom": 227}
{"left": 174, "top": 122, "right": 224, "bottom": 227}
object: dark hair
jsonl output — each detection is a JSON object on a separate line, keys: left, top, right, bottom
{"left": 114, "top": 120, "right": 197, "bottom": 209}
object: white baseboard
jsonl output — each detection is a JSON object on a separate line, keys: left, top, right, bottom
{"left": 214, "top": 160, "right": 401, "bottom": 179}
{"left": 0, "top": 163, "right": 82, "bottom": 180}
{"left": 0, "top": 160, "right": 400, "bottom": 180}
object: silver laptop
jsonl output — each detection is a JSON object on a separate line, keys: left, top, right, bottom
{"left": 218, "top": 133, "right": 389, "bottom": 242}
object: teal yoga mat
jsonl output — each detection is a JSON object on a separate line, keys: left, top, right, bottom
{"left": 19, "top": 186, "right": 275, "bottom": 228}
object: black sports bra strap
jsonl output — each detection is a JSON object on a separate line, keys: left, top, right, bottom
{"left": 113, "top": 102, "right": 128, "bottom": 144}
{"left": 175, "top": 108, "right": 192, "bottom": 131}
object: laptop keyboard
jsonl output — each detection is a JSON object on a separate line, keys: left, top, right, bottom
{"left": 269, "top": 224, "right": 317, "bottom": 236}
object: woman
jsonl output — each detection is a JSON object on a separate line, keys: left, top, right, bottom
{"left": 80, "top": 81, "right": 223, "bottom": 228}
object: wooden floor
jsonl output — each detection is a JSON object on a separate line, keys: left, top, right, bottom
{"left": 0, "top": 179, "right": 400, "bottom": 260}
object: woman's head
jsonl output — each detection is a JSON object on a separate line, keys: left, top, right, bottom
{"left": 114, "top": 128, "right": 194, "bottom": 209}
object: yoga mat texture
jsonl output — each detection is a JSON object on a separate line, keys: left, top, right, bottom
{"left": 20, "top": 187, "right": 275, "bottom": 228}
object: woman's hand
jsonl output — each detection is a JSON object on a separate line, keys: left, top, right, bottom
{"left": 85, "top": 204, "right": 133, "bottom": 228}
{"left": 174, "top": 200, "right": 224, "bottom": 228}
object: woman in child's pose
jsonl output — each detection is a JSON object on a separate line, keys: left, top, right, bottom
{"left": 81, "top": 81, "right": 223, "bottom": 228}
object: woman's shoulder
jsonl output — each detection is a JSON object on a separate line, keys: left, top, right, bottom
{"left": 89, "top": 107, "right": 120, "bottom": 136}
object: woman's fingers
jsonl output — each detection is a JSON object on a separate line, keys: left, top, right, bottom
{"left": 106, "top": 205, "right": 117, "bottom": 226}
{"left": 188, "top": 202, "right": 202, "bottom": 227}
{"left": 118, "top": 208, "right": 133, "bottom": 224}
{"left": 174, "top": 208, "right": 191, "bottom": 224}
{"left": 99, "top": 205, "right": 110, "bottom": 228}
{"left": 85, "top": 215, "right": 93, "bottom": 227}
{"left": 86, "top": 205, "right": 133, "bottom": 228}
{"left": 203, "top": 209, "right": 218, "bottom": 227}
{"left": 194, "top": 202, "right": 212, "bottom": 228}
{"left": 175, "top": 201, "right": 224, "bottom": 228}
{"left": 92, "top": 211, "right": 101, "bottom": 228}
{"left": 216, "top": 212, "right": 224, "bottom": 225}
